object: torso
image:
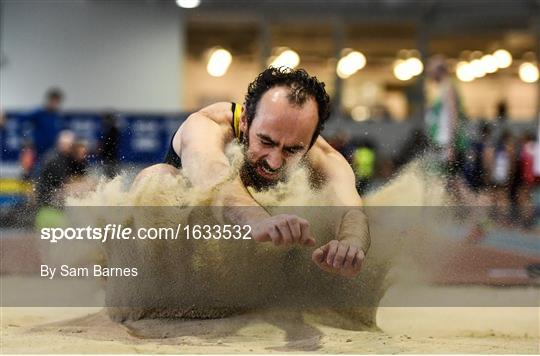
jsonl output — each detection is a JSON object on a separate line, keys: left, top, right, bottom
{"left": 171, "top": 102, "right": 341, "bottom": 186}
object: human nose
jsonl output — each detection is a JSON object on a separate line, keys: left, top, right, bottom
{"left": 265, "top": 149, "right": 283, "bottom": 170}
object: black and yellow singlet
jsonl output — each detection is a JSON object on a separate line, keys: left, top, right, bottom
{"left": 163, "top": 102, "right": 242, "bottom": 168}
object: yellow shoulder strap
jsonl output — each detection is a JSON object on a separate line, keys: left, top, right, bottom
{"left": 232, "top": 102, "right": 242, "bottom": 140}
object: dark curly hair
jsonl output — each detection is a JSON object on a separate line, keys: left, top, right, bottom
{"left": 243, "top": 67, "right": 331, "bottom": 147}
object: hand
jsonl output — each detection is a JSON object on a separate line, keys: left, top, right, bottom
{"left": 312, "top": 240, "right": 364, "bottom": 278}
{"left": 250, "top": 214, "right": 316, "bottom": 247}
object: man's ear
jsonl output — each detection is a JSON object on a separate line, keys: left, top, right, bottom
{"left": 239, "top": 108, "right": 248, "bottom": 134}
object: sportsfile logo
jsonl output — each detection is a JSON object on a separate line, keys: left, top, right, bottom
{"left": 40, "top": 224, "right": 252, "bottom": 243}
{"left": 41, "top": 224, "right": 177, "bottom": 243}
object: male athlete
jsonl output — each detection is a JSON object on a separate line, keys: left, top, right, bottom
{"left": 137, "top": 67, "right": 370, "bottom": 279}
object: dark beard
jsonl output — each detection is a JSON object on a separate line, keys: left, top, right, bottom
{"left": 239, "top": 133, "right": 284, "bottom": 191}
{"left": 240, "top": 159, "right": 281, "bottom": 191}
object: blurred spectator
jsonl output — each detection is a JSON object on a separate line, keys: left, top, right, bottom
{"left": 514, "top": 131, "right": 536, "bottom": 228}
{"left": 425, "top": 56, "right": 468, "bottom": 175}
{"left": 488, "top": 129, "right": 516, "bottom": 222}
{"left": 34, "top": 135, "right": 93, "bottom": 230}
{"left": 19, "top": 142, "right": 36, "bottom": 181}
{"left": 496, "top": 101, "right": 508, "bottom": 123}
{"left": 352, "top": 140, "right": 376, "bottom": 194}
{"left": 377, "top": 156, "right": 395, "bottom": 182}
{"left": 35, "top": 130, "right": 76, "bottom": 208}
{"left": 463, "top": 122, "right": 493, "bottom": 193}
{"left": 425, "top": 56, "right": 469, "bottom": 203}
{"left": 71, "top": 140, "right": 89, "bottom": 177}
{"left": 371, "top": 104, "right": 392, "bottom": 122}
{"left": 394, "top": 128, "right": 429, "bottom": 169}
{"left": 535, "top": 117, "right": 540, "bottom": 178}
{"left": 98, "top": 113, "right": 120, "bottom": 178}
{"left": 63, "top": 140, "right": 96, "bottom": 202}
{"left": 327, "top": 131, "right": 350, "bottom": 158}
{"left": 26, "top": 88, "right": 65, "bottom": 165}
{"left": 0, "top": 111, "right": 6, "bottom": 128}
{"left": 42, "top": 129, "right": 75, "bottom": 166}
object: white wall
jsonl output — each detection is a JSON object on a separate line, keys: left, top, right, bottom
{"left": 0, "top": 0, "right": 184, "bottom": 112}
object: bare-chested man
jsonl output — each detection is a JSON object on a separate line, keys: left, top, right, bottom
{"left": 137, "top": 67, "right": 370, "bottom": 279}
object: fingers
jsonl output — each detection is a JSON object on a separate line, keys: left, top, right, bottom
{"left": 253, "top": 214, "right": 316, "bottom": 247}
{"left": 299, "top": 218, "right": 316, "bottom": 246}
{"left": 274, "top": 215, "right": 315, "bottom": 247}
{"left": 333, "top": 242, "right": 350, "bottom": 268}
{"left": 325, "top": 240, "right": 339, "bottom": 266}
{"left": 311, "top": 247, "right": 325, "bottom": 264}
{"left": 343, "top": 245, "right": 358, "bottom": 270}
{"left": 286, "top": 216, "right": 302, "bottom": 245}
{"left": 252, "top": 229, "right": 270, "bottom": 243}
{"left": 313, "top": 240, "right": 364, "bottom": 279}
{"left": 352, "top": 249, "right": 365, "bottom": 269}
{"left": 311, "top": 246, "right": 334, "bottom": 274}
{"left": 276, "top": 221, "right": 293, "bottom": 246}
{"left": 268, "top": 226, "right": 281, "bottom": 246}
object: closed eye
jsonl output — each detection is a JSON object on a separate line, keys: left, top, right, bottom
{"left": 257, "top": 134, "right": 276, "bottom": 147}
{"left": 285, "top": 147, "right": 301, "bottom": 154}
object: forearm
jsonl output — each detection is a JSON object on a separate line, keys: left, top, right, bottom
{"left": 183, "top": 157, "right": 231, "bottom": 190}
{"left": 211, "top": 176, "right": 270, "bottom": 226}
{"left": 336, "top": 208, "right": 371, "bottom": 254}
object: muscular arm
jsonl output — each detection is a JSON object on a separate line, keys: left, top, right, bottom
{"left": 321, "top": 150, "right": 370, "bottom": 254}
{"left": 174, "top": 105, "right": 270, "bottom": 224}
{"left": 307, "top": 139, "right": 371, "bottom": 277}
{"left": 212, "top": 175, "right": 271, "bottom": 225}
{"left": 175, "top": 111, "right": 232, "bottom": 190}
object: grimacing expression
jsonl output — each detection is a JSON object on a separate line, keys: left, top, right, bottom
{"left": 239, "top": 86, "right": 319, "bottom": 190}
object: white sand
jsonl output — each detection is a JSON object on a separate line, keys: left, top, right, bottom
{"left": 1, "top": 277, "right": 538, "bottom": 354}
{"left": 3, "top": 159, "right": 536, "bottom": 353}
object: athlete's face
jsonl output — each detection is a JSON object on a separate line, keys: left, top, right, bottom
{"left": 239, "top": 86, "right": 318, "bottom": 190}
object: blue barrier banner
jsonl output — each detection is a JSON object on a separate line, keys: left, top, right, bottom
{"left": 64, "top": 113, "right": 103, "bottom": 152}
{"left": 1, "top": 112, "right": 186, "bottom": 165}
{"left": 1, "top": 113, "right": 33, "bottom": 162}
{"left": 122, "top": 115, "right": 176, "bottom": 163}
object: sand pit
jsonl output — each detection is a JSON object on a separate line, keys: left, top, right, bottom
{"left": 1, "top": 281, "right": 538, "bottom": 353}
{"left": 2, "top": 156, "right": 538, "bottom": 353}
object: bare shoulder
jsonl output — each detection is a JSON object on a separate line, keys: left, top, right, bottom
{"left": 307, "top": 136, "right": 351, "bottom": 174}
{"left": 196, "top": 102, "right": 234, "bottom": 126}
{"left": 307, "top": 136, "right": 361, "bottom": 205}
{"left": 174, "top": 101, "right": 235, "bottom": 153}
{"left": 178, "top": 102, "right": 233, "bottom": 137}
